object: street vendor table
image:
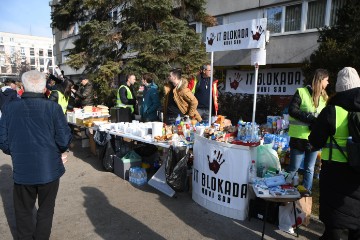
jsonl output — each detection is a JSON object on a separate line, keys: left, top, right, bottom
{"left": 107, "top": 129, "right": 177, "bottom": 197}
{"left": 251, "top": 185, "right": 301, "bottom": 239}
{"left": 192, "top": 134, "right": 257, "bottom": 221}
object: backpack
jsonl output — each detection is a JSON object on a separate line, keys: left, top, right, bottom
{"left": 331, "top": 111, "right": 360, "bottom": 173}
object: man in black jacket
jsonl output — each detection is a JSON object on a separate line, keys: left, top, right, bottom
{"left": 72, "top": 75, "right": 94, "bottom": 107}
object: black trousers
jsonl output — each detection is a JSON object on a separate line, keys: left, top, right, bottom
{"left": 13, "top": 179, "right": 60, "bottom": 240}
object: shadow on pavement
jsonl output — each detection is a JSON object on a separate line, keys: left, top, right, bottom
{"left": 81, "top": 186, "right": 165, "bottom": 240}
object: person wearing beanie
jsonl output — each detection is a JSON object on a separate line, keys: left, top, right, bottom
{"left": 287, "top": 69, "right": 329, "bottom": 194}
{"left": 309, "top": 67, "right": 360, "bottom": 240}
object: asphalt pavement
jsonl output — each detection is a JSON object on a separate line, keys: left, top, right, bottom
{"left": 0, "top": 137, "right": 324, "bottom": 240}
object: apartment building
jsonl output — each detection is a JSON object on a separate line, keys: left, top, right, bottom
{"left": 204, "top": 0, "right": 346, "bottom": 97}
{"left": 0, "top": 32, "right": 54, "bottom": 81}
{"left": 50, "top": 0, "right": 346, "bottom": 93}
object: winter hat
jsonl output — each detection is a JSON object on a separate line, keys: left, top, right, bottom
{"left": 336, "top": 67, "right": 360, "bottom": 92}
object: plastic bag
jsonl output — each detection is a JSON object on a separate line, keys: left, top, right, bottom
{"left": 278, "top": 202, "right": 306, "bottom": 234}
{"left": 101, "top": 141, "right": 115, "bottom": 172}
{"left": 165, "top": 146, "right": 189, "bottom": 192}
{"left": 256, "top": 144, "right": 281, "bottom": 177}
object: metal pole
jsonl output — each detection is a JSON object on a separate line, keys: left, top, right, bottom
{"left": 251, "top": 62, "right": 259, "bottom": 140}
{"left": 208, "top": 51, "right": 214, "bottom": 125}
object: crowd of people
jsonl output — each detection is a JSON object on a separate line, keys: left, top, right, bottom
{"left": 0, "top": 65, "right": 360, "bottom": 239}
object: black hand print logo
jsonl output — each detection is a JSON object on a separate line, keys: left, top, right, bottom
{"left": 207, "top": 33, "right": 215, "bottom": 46}
{"left": 207, "top": 149, "right": 225, "bottom": 174}
{"left": 251, "top": 25, "right": 264, "bottom": 41}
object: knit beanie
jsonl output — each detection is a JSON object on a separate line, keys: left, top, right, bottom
{"left": 336, "top": 67, "right": 360, "bottom": 92}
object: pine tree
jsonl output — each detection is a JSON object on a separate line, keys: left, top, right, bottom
{"left": 51, "top": 0, "right": 215, "bottom": 105}
{"left": 302, "top": 0, "right": 360, "bottom": 94}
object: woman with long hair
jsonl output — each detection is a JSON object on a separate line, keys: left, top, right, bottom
{"left": 287, "top": 69, "right": 329, "bottom": 194}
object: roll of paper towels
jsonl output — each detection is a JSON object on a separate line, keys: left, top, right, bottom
{"left": 152, "top": 122, "right": 163, "bottom": 139}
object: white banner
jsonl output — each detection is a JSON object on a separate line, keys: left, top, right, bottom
{"left": 192, "top": 134, "right": 254, "bottom": 220}
{"left": 206, "top": 18, "right": 267, "bottom": 52}
{"left": 225, "top": 68, "right": 304, "bottom": 96}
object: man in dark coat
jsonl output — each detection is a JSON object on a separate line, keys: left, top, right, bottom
{"left": 309, "top": 67, "right": 360, "bottom": 240}
{"left": 0, "top": 70, "right": 72, "bottom": 239}
{"left": 72, "top": 75, "right": 94, "bottom": 107}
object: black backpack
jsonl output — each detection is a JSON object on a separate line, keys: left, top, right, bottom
{"left": 331, "top": 111, "right": 360, "bottom": 173}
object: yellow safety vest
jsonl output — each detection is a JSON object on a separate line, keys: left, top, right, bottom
{"left": 288, "top": 87, "right": 326, "bottom": 139}
{"left": 116, "top": 85, "right": 134, "bottom": 113}
{"left": 321, "top": 106, "right": 348, "bottom": 163}
{"left": 49, "top": 90, "right": 68, "bottom": 114}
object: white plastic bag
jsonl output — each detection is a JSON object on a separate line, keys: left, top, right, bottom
{"left": 278, "top": 202, "right": 306, "bottom": 234}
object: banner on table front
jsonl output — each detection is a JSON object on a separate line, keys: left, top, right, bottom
{"left": 206, "top": 18, "right": 267, "bottom": 52}
{"left": 225, "top": 68, "right": 304, "bottom": 95}
{"left": 192, "top": 134, "right": 250, "bottom": 211}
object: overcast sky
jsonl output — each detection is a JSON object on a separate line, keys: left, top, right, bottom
{"left": 0, "top": 0, "right": 52, "bottom": 38}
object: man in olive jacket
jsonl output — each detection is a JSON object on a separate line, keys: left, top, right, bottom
{"left": 0, "top": 70, "right": 72, "bottom": 239}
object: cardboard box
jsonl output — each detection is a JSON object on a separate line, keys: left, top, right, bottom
{"left": 114, "top": 155, "right": 142, "bottom": 180}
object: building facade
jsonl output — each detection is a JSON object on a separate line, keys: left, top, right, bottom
{"left": 0, "top": 32, "right": 54, "bottom": 81}
{"left": 50, "top": 0, "right": 346, "bottom": 90}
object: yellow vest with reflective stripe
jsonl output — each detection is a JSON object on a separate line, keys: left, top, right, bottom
{"left": 321, "top": 106, "right": 348, "bottom": 162}
{"left": 116, "top": 85, "right": 134, "bottom": 113}
{"left": 288, "top": 87, "right": 326, "bottom": 139}
{"left": 49, "top": 90, "right": 68, "bottom": 114}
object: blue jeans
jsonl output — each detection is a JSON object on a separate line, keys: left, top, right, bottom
{"left": 287, "top": 148, "right": 318, "bottom": 192}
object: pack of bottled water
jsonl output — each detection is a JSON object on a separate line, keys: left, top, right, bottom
{"left": 129, "top": 167, "right": 147, "bottom": 186}
{"left": 237, "top": 120, "right": 260, "bottom": 142}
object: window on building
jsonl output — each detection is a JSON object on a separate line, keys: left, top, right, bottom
{"left": 330, "top": 0, "right": 347, "bottom": 26}
{"left": 62, "top": 51, "right": 69, "bottom": 62}
{"left": 11, "top": 66, "right": 17, "bottom": 73}
{"left": 285, "top": 4, "right": 302, "bottom": 32}
{"left": 0, "top": 55, "right": 5, "bottom": 66}
{"left": 0, "top": 37, "right": 3, "bottom": 43}
{"left": 10, "top": 46, "right": 15, "bottom": 54}
{"left": 1, "top": 66, "right": 6, "bottom": 73}
{"left": 31, "top": 66, "right": 36, "bottom": 70}
{"left": 267, "top": 7, "right": 282, "bottom": 33}
{"left": 9, "top": 37, "right": 14, "bottom": 42}
{"left": 0, "top": 45, "right": 4, "bottom": 53}
{"left": 40, "top": 67, "right": 44, "bottom": 72}
{"left": 30, "top": 48, "right": 35, "bottom": 56}
{"left": 113, "top": 10, "right": 118, "bottom": 21}
{"left": 307, "top": 0, "right": 326, "bottom": 29}
{"left": 48, "top": 49, "right": 52, "bottom": 57}
{"left": 20, "top": 47, "right": 25, "bottom": 55}
{"left": 39, "top": 49, "right": 44, "bottom": 56}
{"left": 39, "top": 58, "right": 44, "bottom": 65}
{"left": 30, "top": 57, "right": 35, "bottom": 65}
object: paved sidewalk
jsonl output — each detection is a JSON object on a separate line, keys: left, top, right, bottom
{"left": 0, "top": 138, "right": 324, "bottom": 240}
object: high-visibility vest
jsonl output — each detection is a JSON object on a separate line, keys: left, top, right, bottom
{"left": 321, "top": 106, "right": 348, "bottom": 163}
{"left": 116, "top": 85, "right": 134, "bottom": 113}
{"left": 288, "top": 87, "right": 326, "bottom": 139}
{"left": 49, "top": 90, "right": 68, "bottom": 114}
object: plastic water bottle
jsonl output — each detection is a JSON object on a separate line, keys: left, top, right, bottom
{"left": 248, "top": 160, "right": 257, "bottom": 183}
{"left": 245, "top": 122, "right": 252, "bottom": 142}
{"left": 293, "top": 172, "right": 299, "bottom": 187}
{"left": 175, "top": 114, "right": 181, "bottom": 126}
